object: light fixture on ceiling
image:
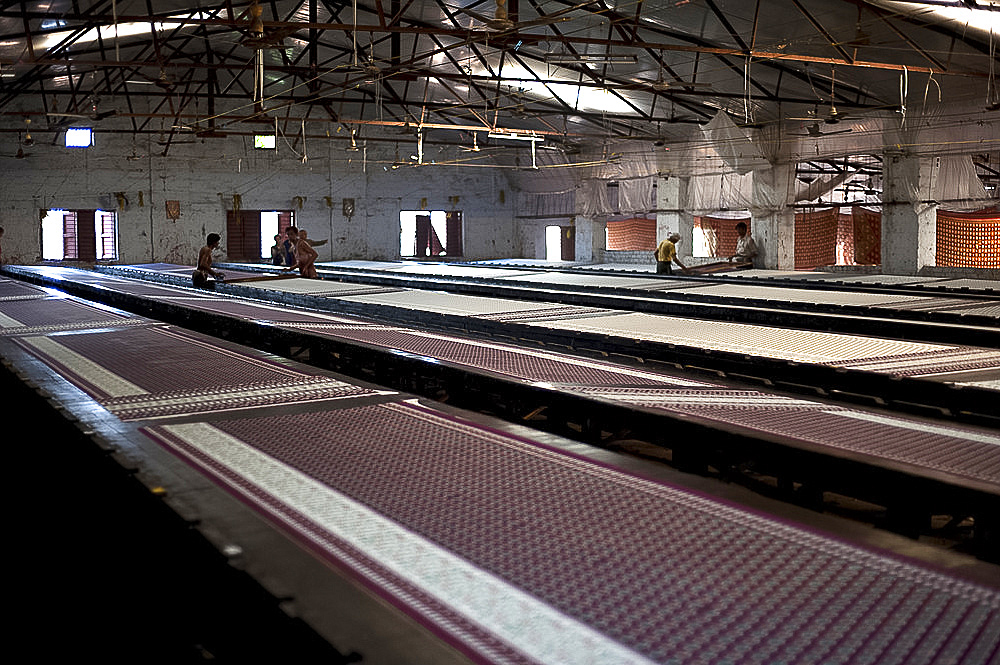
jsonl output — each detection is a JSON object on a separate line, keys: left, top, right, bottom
{"left": 248, "top": 0, "right": 264, "bottom": 35}
{"left": 154, "top": 69, "right": 175, "bottom": 90}
{"left": 487, "top": 131, "right": 544, "bottom": 142}
{"left": 544, "top": 54, "right": 637, "bottom": 64}
{"left": 488, "top": 131, "right": 542, "bottom": 169}
{"left": 346, "top": 128, "right": 360, "bottom": 152}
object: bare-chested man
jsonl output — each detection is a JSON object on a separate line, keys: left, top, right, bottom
{"left": 284, "top": 226, "right": 319, "bottom": 278}
{"left": 192, "top": 232, "right": 225, "bottom": 287}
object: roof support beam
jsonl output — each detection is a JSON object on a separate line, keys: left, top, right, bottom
{"left": 0, "top": 11, "right": 987, "bottom": 78}
{"left": 790, "top": 0, "right": 855, "bottom": 64}
{"left": 704, "top": 0, "right": 751, "bottom": 53}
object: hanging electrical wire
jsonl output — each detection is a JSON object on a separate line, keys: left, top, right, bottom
{"left": 988, "top": 23, "right": 999, "bottom": 109}
{"left": 744, "top": 56, "right": 753, "bottom": 125}
{"left": 900, "top": 66, "right": 909, "bottom": 127}
{"left": 112, "top": 0, "right": 119, "bottom": 62}
{"left": 923, "top": 71, "right": 941, "bottom": 115}
{"left": 301, "top": 118, "right": 308, "bottom": 163}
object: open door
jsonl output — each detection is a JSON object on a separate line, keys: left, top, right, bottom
{"left": 226, "top": 210, "right": 262, "bottom": 261}
{"left": 401, "top": 210, "right": 461, "bottom": 258}
{"left": 560, "top": 225, "right": 575, "bottom": 261}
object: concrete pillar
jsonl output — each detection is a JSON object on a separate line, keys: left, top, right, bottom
{"left": 882, "top": 151, "right": 939, "bottom": 275}
{"left": 573, "top": 216, "right": 605, "bottom": 263}
{"left": 751, "top": 164, "right": 795, "bottom": 270}
{"left": 526, "top": 223, "right": 546, "bottom": 260}
{"left": 656, "top": 175, "right": 693, "bottom": 256}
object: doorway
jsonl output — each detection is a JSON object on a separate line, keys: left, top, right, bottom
{"left": 226, "top": 210, "right": 294, "bottom": 261}
{"left": 400, "top": 210, "right": 463, "bottom": 258}
{"left": 545, "top": 224, "right": 575, "bottom": 261}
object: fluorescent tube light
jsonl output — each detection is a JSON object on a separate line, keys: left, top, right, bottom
{"left": 544, "top": 54, "right": 637, "bottom": 64}
{"left": 488, "top": 132, "right": 544, "bottom": 142}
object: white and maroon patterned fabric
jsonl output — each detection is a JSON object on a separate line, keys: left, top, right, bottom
{"left": 142, "top": 403, "right": 1000, "bottom": 665}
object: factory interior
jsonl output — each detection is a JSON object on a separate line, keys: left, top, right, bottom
{"left": 1, "top": 1, "right": 999, "bottom": 663}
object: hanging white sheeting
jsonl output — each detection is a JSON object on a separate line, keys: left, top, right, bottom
{"left": 700, "top": 110, "right": 770, "bottom": 175}
{"left": 618, "top": 177, "right": 655, "bottom": 214}
{"left": 688, "top": 172, "right": 753, "bottom": 215}
{"left": 508, "top": 100, "right": 999, "bottom": 216}
{"left": 516, "top": 190, "right": 576, "bottom": 218}
{"left": 578, "top": 179, "right": 612, "bottom": 217}
{"left": 935, "top": 154, "right": 997, "bottom": 212}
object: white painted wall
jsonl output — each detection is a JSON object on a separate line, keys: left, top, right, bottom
{"left": 0, "top": 133, "right": 518, "bottom": 265}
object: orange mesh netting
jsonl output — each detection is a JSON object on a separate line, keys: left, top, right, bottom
{"left": 606, "top": 217, "right": 656, "bottom": 250}
{"left": 936, "top": 209, "right": 1000, "bottom": 269}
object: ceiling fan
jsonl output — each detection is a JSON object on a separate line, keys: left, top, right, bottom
{"left": 343, "top": 44, "right": 421, "bottom": 83}
{"left": 507, "top": 88, "right": 529, "bottom": 117}
{"left": 789, "top": 67, "right": 852, "bottom": 124}
{"left": 650, "top": 79, "right": 713, "bottom": 92}
{"left": 840, "top": 180, "right": 879, "bottom": 195}
{"left": 790, "top": 122, "right": 852, "bottom": 137}
{"left": 127, "top": 67, "right": 177, "bottom": 91}
{"left": 654, "top": 100, "right": 702, "bottom": 126}
{"left": 156, "top": 136, "right": 199, "bottom": 146}
{"left": 47, "top": 97, "right": 118, "bottom": 123}
{"left": 341, "top": 1, "right": 420, "bottom": 81}
{"left": 458, "top": 133, "right": 483, "bottom": 152}
{"left": 627, "top": 55, "right": 713, "bottom": 92}
{"left": 235, "top": 0, "right": 300, "bottom": 50}
{"left": 789, "top": 104, "right": 851, "bottom": 125}
{"left": 453, "top": 0, "right": 572, "bottom": 32}
{"left": 538, "top": 136, "right": 580, "bottom": 155}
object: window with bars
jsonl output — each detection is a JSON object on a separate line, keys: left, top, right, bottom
{"left": 99, "top": 211, "right": 117, "bottom": 260}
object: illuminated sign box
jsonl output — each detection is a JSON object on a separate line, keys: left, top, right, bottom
{"left": 253, "top": 134, "right": 275, "bottom": 149}
{"left": 65, "top": 127, "right": 93, "bottom": 148}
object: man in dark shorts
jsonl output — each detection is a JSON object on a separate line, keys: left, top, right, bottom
{"left": 192, "top": 233, "right": 225, "bottom": 287}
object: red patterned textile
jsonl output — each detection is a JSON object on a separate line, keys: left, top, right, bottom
{"left": 852, "top": 207, "right": 881, "bottom": 265}
{"left": 695, "top": 215, "right": 750, "bottom": 258}
{"left": 936, "top": 209, "right": 1000, "bottom": 268}
{"left": 794, "top": 208, "right": 838, "bottom": 270}
{"left": 606, "top": 217, "right": 656, "bottom": 250}
{"left": 837, "top": 212, "right": 855, "bottom": 265}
